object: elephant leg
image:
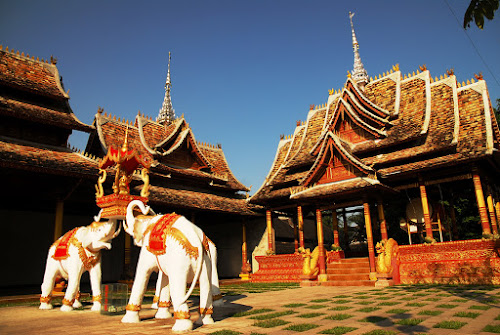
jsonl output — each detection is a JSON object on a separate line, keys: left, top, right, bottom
{"left": 209, "top": 242, "right": 223, "bottom": 307}
{"left": 151, "top": 271, "right": 162, "bottom": 309}
{"left": 72, "top": 289, "right": 83, "bottom": 309}
{"left": 167, "top": 260, "right": 193, "bottom": 332}
{"left": 155, "top": 272, "right": 172, "bottom": 319}
{"left": 196, "top": 255, "right": 214, "bottom": 326}
{"left": 121, "top": 247, "right": 156, "bottom": 323}
{"left": 89, "top": 260, "right": 102, "bottom": 312}
{"left": 40, "top": 258, "right": 58, "bottom": 310}
{"left": 61, "top": 267, "right": 83, "bottom": 312}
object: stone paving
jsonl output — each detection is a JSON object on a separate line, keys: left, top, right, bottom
{"left": 1, "top": 284, "right": 500, "bottom": 335}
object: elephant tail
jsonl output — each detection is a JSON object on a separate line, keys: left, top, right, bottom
{"left": 180, "top": 226, "right": 204, "bottom": 305}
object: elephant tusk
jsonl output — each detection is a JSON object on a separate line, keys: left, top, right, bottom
{"left": 112, "top": 220, "right": 122, "bottom": 239}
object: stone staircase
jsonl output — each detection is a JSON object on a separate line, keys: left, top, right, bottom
{"left": 322, "top": 257, "right": 375, "bottom": 286}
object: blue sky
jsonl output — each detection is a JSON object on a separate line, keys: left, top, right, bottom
{"left": 1, "top": 0, "right": 499, "bottom": 194}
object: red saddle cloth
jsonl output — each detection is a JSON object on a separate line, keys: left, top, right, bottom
{"left": 147, "top": 213, "right": 181, "bottom": 255}
{"left": 52, "top": 228, "right": 79, "bottom": 260}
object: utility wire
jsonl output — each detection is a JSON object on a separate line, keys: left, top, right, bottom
{"left": 443, "top": 0, "right": 500, "bottom": 87}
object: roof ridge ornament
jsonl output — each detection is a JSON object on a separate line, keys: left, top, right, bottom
{"left": 349, "top": 12, "right": 368, "bottom": 90}
{"left": 157, "top": 52, "right": 176, "bottom": 124}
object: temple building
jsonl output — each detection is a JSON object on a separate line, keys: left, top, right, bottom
{"left": 249, "top": 13, "right": 500, "bottom": 285}
{"left": 0, "top": 46, "right": 101, "bottom": 289}
{"left": 0, "top": 47, "right": 260, "bottom": 292}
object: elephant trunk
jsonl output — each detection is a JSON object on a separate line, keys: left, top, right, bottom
{"left": 125, "top": 200, "right": 152, "bottom": 238}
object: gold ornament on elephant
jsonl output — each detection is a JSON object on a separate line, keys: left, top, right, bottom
{"left": 299, "top": 247, "right": 319, "bottom": 276}
{"left": 95, "top": 169, "right": 106, "bottom": 198}
{"left": 140, "top": 168, "right": 150, "bottom": 197}
{"left": 375, "top": 238, "right": 398, "bottom": 274}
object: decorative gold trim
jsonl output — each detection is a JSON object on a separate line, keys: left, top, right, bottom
{"left": 70, "top": 237, "right": 100, "bottom": 270}
{"left": 40, "top": 295, "right": 52, "bottom": 304}
{"left": 152, "top": 295, "right": 159, "bottom": 303}
{"left": 199, "top": 307, "right": 213, "bottom": 315}
{"left": 174, "top": 310, "right": 191, "bottom": 319}
{"left": 62, "top": 298, "right": 74, "bottom": 306}
{"left": 75, "top": 292, "right": 81, "bottom": 301}
{"left": 92, "top": 295, "right": 102, "bottom": 302}
{"left": 126, "top": 303, "right": 141, "bottom": 312}
{"left": 158, "top": 301, "right": 172, "bottom": 308}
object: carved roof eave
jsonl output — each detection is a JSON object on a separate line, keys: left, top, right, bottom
{"left": 154, "top": 117, "right": 186, "bottom": 150}
{"left": 336, "top": 98, "right": 388, "bottom": 138}
{"left": 346, "top": 77, "right": 393, "bottom": 118}
{"left": 343, "top": 89, "right": 393, "bottom": 127}
{"left": 301, "top": 131, "right": 374, "bottom": 186}
{"left": 155, "top": 128, "right": 213, "bottom": 169}
{"left": 290, "top": 176, "right": 391, "bottom": 201}
{"left": 94, "top": 112, "right": 110, "bottom": 153}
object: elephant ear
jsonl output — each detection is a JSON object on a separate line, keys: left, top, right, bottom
{"left": 78, "top": 227, "right": 93, "bottom": 249}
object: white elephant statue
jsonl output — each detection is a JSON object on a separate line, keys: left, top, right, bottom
{"left": 121, "top": 200, "right": 215, "bottom": 332}
{"left": 40, "top": 214, "right": 120, "bottom": 312}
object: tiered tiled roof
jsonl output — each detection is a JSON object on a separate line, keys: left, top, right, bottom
{"left": 89, "top": 110, "right": 254, "bottom": 215}
{"left": 250, "top": 67, "right": 500, "bottom": 207}
{"left": 0, "top": 46, "right": 92, "bottom": 132}
{"left": 0, "top": 46, "right": 96, "bottom": 178}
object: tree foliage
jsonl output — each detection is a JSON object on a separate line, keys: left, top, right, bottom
{"left": 464, "top": 0, "right": 499, "bottom": 29}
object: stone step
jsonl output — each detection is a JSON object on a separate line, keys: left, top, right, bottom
{"left": 327, "top": 267, "right": 370, "bottom": 274}
{"left": 326, "top": 273, "right": 370, "bottom": 281}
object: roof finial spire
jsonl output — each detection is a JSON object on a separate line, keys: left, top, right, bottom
{"left": 157, "top": 52, "right": 176, "bottom": 124}
{"left": 349, "top": 12, "right": 368, "bottom": 88}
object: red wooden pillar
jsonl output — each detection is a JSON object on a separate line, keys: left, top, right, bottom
{"left": 419, "top": 179, "right": 434, "bottom": 239}
{"left": 486, "top": 186, "right": 498, "bottom": 235}
{"left": 297, "top": 206, "right": 305, "bottom": 249}
{"left": 363, "top": 201, "right": 377, "bottom": 280}
{"left": 377, "top": 200, "right": 388, "bottom": 240}
{"left": 266, "top": 210, "right": 274, "bottom": 253}
{"left": 472, "top": 170, "right": 491, "bottom": 235}
{"left": 332, "top": 209, "right": 340, "bottom": 246}
{"left": 315, "top": 209, "right": 327, "bottom": 281}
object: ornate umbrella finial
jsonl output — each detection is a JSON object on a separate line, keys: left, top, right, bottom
{"left": 157, "top": 52, "right": 176, "bottom": 124}
{"left": 349, "top": 12, "right": 368, "bottom": 88}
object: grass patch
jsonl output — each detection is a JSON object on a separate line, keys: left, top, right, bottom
{"left": 355, "top": 301, "right": 374, "bottom": 305}
{"left": 232, "top": 308, "right": 273, "bottom": 317}
{"left": 399, "top": 296, "right": 414, "bottom": 301}
{"left": 283, "top": 303, "right": 306, "bottom": 308}
{"left": 357, "top": 307, "right": 381, "bottom": 313}
{"left": 412, "top": 293, "right": 429, "bottom": 296}
{"left": 360, "top": 330, "right": 397, "bottom": 335}
{"left": 387, "top": 308, "right": 409, "bottom": 314}
{"left": 433, "top": 320, "right": 467, "bottom": 329}
{"left": 209, "top": 331, "right": 242, "bottom": 335}
{"left": 436, "top": 303, "right": 458, "bottom": 309}
{"left": 451, "top": 298, "right": 468, "bottom": 303}
{"left": 296, "top": 312, "right": 325, "bottom": 318}
{"left": 469, "top": 304, "right": 491, "bottom": 310}
{"left": 483, "top": 324, "right": 500, "bottom": 333}
{"left": 332, "top": 299, "right": 351, "bottom": 304}
{"left": 375, "top": 296, "right": 392, "bottom": 300}
{"left": 324, "top": 313, "right": 353, "bottom": 320}
{"left": 250, "top": 310, "right": 295, "bottom": 320}
{"left": 436, "top": 293, "right": 451, "bottom": 296}
{"left": 328, "top": 305, "right": 352, "bottom": 311}
{"left": 353, "top": 295, "right": 370, "bottom": 299}
{"left": 418, "top": 309, "right": 443, "bottom": 316}
{"left": 495, "top": 314, "right": 500, "bottom": 320}
{"left": 305, "top": 304, "right": 327, "bottom": 309}
{"left": 283, "top": 323, "right": 319, "bottom": 332}
{"left": 423, "top": 297, "right": 440, "bottom": 302}
{"left": 359, "top": 316, "right": 390, "bottom": 323}
{"left": 319, "top": 326, "right": 357, "bottom": 335}
{"left": 454, "top": 311, "right": 480, "bottom": 319}
{"left": 334, "top": 294, "right": 351, "bottom": 298}
{"left": 378, "top": 301, "right": 400, "bottom": 306}
{"left": 253, "top": 319, "right": 290, "bottom": 328}
{"left": 406, "top": 302, "right": 426, "bottom": 307}
{"left": 310, "top": 298, "right": 330, "bottom": 303}
{"left": 395, "top": 318, "right": 423, "bottom": 326}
